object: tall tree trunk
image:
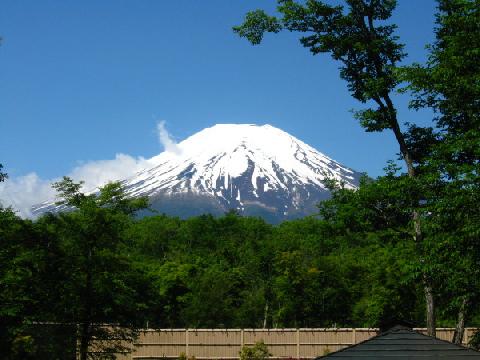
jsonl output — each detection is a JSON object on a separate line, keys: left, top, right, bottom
{"left": 423, "top": 279, "right": 436, "bottom": 337}
{"left": 263, "top": 301, "right": 269, "bottom": 329}
{"left": 413, "top": 203, "right": 436, "bottom": 337}
{"left": 79, "top": 322, "right": 90, "bottom": 360}
{"left": 382, "top": 93, "right": 437, "bottom": 336}
{"left": 80, "top": 249, "right": 93, "bottom": 360}
{"left": 453, "top": 297, "right": 469, "bottom": 344}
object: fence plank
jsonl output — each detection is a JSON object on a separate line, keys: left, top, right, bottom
{"left": 103, "top": 327, "right": 478, "bottom": 359}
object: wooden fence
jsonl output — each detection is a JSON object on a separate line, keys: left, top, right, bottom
{"left": 110, "top": 327, "right": 476, "bottom": 360}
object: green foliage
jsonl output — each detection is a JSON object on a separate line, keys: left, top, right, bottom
{"left": 239, "top": 340, "right": 271, "bottom": 360}
{"left": 0, "top": 207, "right": 36, "bottom": 359}
{"left": 402, "top": 0, "right": 479, "bottom": 133}
{"left": 400, "top": 0, "right": 480, "bottom": 334}
{"left": 0, "top": 205, "right": 75, "bottom": 359}
{"left": 2, "top": 183, "right": 480, "bottom": 357}
{"left": 235, "top": 0, "right": 405, "bottom": 134}
{"left": 34, "top": 178, "right": 151, "bottom": 359}
{"left": 233, "top": 10, "right": 281, "bottom": 45}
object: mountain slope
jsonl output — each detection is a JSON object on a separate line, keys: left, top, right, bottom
{"left": 33, "top": 124, "right": 362, "bottom": 222}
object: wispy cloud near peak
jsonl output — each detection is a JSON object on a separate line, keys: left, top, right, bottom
{"left": 157, "top": 121, "right": 182, "bottom": 155}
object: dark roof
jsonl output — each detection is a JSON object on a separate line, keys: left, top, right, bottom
{"left": 318, "top": 325, "right": 480, "bottom": 359}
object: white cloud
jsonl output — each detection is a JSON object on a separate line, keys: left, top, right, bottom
{"left": 0, "top": 173, "right": 56, "bottom": 218}
{"left": 0, "top": 122, "right": 179, "bottom": 218}
{"left": 68, "top": 153, "right": 154, "bottom": 193}
{"left": 0, "top": 154, "right": 154, "bottom": 218}
{"left": 157, "top": 120, "right": 181, "bottom": 154}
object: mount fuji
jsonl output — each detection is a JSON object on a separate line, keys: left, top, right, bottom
{"left": 32, "top": 124, "right": 362, "bottom": 223}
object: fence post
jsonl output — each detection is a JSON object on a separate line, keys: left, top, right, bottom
{"left": 296, "top": 329, "right": 300, "bottom": 359}
{"left": 352, "top": 328, "right": 356, "bottom": 344}
{"left": 241, "top": 329, "right": 244, "bottom": 348}
{"left": 186, "top": 329, "right": 189, "bottom": 357}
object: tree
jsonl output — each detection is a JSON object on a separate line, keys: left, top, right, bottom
{"left": 0, "top": 206, "right": 73, "bottom": 359}
{"left": 234, "top": 0, "right": 436, "bottom": 335}
{"left": 401, "top": 0, "right": 480, "bottom": 343}
{"left": 49, "top": 177, "right": 151, "bottom": 360}
{"left": 318, "top": 175, "right": 426, "bottom": 327}
{"left": 0, "top": 207, "right": 38, "bottom": 359}
{"left": 271, "top": 250, "right": 355, "bottom": 327}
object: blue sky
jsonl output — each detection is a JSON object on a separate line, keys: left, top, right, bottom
{"left": 0, "top": 0, "right": 437, "bottom": 214}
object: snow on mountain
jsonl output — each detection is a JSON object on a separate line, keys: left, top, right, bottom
{"left": 33, "top": 124, "right": 362, "bottom": 222}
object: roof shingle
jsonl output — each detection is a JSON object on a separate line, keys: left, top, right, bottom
{"left": 318, "top": 325, "right": 480, "bottom": 359}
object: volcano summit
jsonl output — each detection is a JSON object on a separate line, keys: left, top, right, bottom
{"left": 33, "top": 124, "right": 362, "bottom": 222}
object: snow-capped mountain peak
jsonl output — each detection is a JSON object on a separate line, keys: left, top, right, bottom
{"left": 33, "top": 124, "right": 361, "bottom": 222}
{"left": 125, "top": 124, "right": 357, "bottom": 197}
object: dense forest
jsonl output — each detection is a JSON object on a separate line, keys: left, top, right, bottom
{"left": 1, "top": 0, "right": 479, "bottom": 359}
{"left": 1, "top": 174, "right": 479, "bottom": 358}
